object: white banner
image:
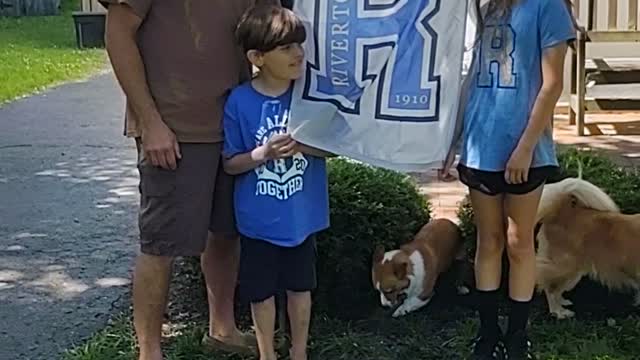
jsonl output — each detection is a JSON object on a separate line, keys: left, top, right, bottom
{"left": 288, "top": 0, "right": 469, "bottom": 172}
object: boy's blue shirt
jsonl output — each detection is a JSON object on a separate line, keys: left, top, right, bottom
{"left": 223, "top": 82, "right": 330, "bottom": 247}
{"left": 460, "top": 0, "right": 576, "bottom": 171}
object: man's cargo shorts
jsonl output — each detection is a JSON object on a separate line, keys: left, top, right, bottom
{"left": 136, "top": 140, "right": 236, "bottom": 257}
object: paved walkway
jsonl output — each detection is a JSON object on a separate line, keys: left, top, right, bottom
{"left": 554, "top": 112, "right": 640, "bottom": 168}
{"left": 418, "top": 113, "right": 640, "bottom": 222}
{"left": 0, "top": 72, "right": 138, "bottom": 360}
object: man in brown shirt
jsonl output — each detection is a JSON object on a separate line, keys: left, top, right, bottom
{"left": 102, "top": 1, "right": 279, "bottom": 359}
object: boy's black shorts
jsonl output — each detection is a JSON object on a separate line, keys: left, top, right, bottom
{"left": 239, "top": 234, "right": 317, "bottom": 304}
{"left": 457, "top": 164, "right": 559, "bottom": 196}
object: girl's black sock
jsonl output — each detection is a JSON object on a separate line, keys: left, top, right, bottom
{"left": 476, "top": 288, "right": 501, "bottom": 338}
{"left": 507, "top": 297, "right": 532, "bottom": 336}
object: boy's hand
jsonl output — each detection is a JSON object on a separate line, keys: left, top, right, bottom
{"left": 254, "top": 134, "right": 298, "bottom": 161}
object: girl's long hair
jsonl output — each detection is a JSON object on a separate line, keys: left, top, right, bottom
{"left": 473, "top": 0, "right": 578, "bottom": 44}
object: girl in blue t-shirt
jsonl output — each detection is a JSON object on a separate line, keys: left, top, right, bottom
{"left": 441, "top": 1, "right": 576, "bottom": 359}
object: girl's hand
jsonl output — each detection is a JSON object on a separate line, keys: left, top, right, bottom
{"left": 437, "top": 148, "right": 457, "bottom": 182}
{"left": 505, "top": 145, "right": 534, "bottom": 184}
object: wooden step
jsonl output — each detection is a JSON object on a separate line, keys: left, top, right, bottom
{"left": 586, "top": 71, "right": 640, "bottom": 84}
{"left": 570, "top": 83, "right": 640, "bottom": 112}
{"left": 583, "top": 58, "right": 640, "bottom": 85}
{"left": 586, "top": 31, "right": 640, "bottom": 43}
{"left": 586, "top": 83, "right": 640, "bottom": 100}
{"left": 583, "top": 118, "right": 640, "bottom": 136}
{"left": 585, "top": 58, "right": 640, "bottom": 72}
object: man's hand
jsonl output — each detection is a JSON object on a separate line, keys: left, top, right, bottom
{"left": 106, "top": 4, "right": 179, "bottom": 169}
{"left": 141, "top": 118, "right": 182, "bottom": 170}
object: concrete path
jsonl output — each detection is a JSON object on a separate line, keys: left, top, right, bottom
{"left": 0, "top": 72, "right": 137, "bottom": 360}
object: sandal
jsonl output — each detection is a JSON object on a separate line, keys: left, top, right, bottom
{"left": 201, "top": 331, "right": 258, "bottom": 356}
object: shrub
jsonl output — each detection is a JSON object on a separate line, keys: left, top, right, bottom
{"left": 456, "top": 195, "right": 476, "bottom": 258}
{"left": 314, "top": 158, "right": 431, "bottom": 320}
{"left": 456, "top": 148, "right": 640, "bottom": 248}
{"left": 178, "top": 158, "right": 431, "bottom": 322}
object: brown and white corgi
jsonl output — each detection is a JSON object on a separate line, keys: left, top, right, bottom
{"left": 371, "top": 218, "right": 467, "bottom": 317}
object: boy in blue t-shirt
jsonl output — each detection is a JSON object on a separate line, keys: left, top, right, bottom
{"left": 222, "top": 5, "right": 332, "bottom": 360}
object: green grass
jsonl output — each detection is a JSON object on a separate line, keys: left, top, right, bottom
{"left": 63, "top": 152, "right": 640, "bottom": 360}
{"left": 63, "top": 299, "right": 640, "bottom": 360}
{"left": 0, "top": 0, "right": 106, "bottom": 104}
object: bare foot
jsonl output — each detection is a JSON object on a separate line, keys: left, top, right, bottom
{"left": 138, "top": 348, "right": 163, "bottom": 360}
{"left": 259, "top": 353, "right": 278, "bottom": 360}
{"left": 290, "top": 348, "right": 308, "bottom": 360}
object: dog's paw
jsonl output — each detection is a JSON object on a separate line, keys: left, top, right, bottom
{"left": 456, "top": 285, "right": 470, "bottom": 295}
{"left": 391, "top": 296, "right": 431, "bottom": 318}
{"left": 392, "top": 305, "right": 411, "bottom": 318}
{"left": 559, "top": 297, "right": 573, "bottom": 306}
{"left": 551, "top": 307, "right": 575, "bottom": 320}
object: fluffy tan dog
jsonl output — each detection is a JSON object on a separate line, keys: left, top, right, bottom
{"left": 535, "top": 177, "right": 640, "bottom": 319}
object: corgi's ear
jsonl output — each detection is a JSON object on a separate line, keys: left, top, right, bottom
{"left": 373, "top": 245, "right": 385, "bottom": 263}
{"left": 393, "top": 260, "right": 408, "bottom": 280}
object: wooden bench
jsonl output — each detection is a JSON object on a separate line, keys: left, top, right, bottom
{"left": 72, "top": 0, "right": 106, "bottom": 48}
{"left": 79, "top": 0, "right": 104, "bottom": 13}
{"left": 569, "top": 0, "right": 640, "bottom": 135}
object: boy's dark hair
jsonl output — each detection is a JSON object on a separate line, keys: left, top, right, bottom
{"left": 281, "top": 0, "right": 294, "bottom": 10}
{"left": 236, "top": 5, "right": 306, "bottom": 53}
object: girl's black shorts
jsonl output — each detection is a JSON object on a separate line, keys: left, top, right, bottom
{"left": 457, "top": 164, "right": 559, "bottom": 196}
